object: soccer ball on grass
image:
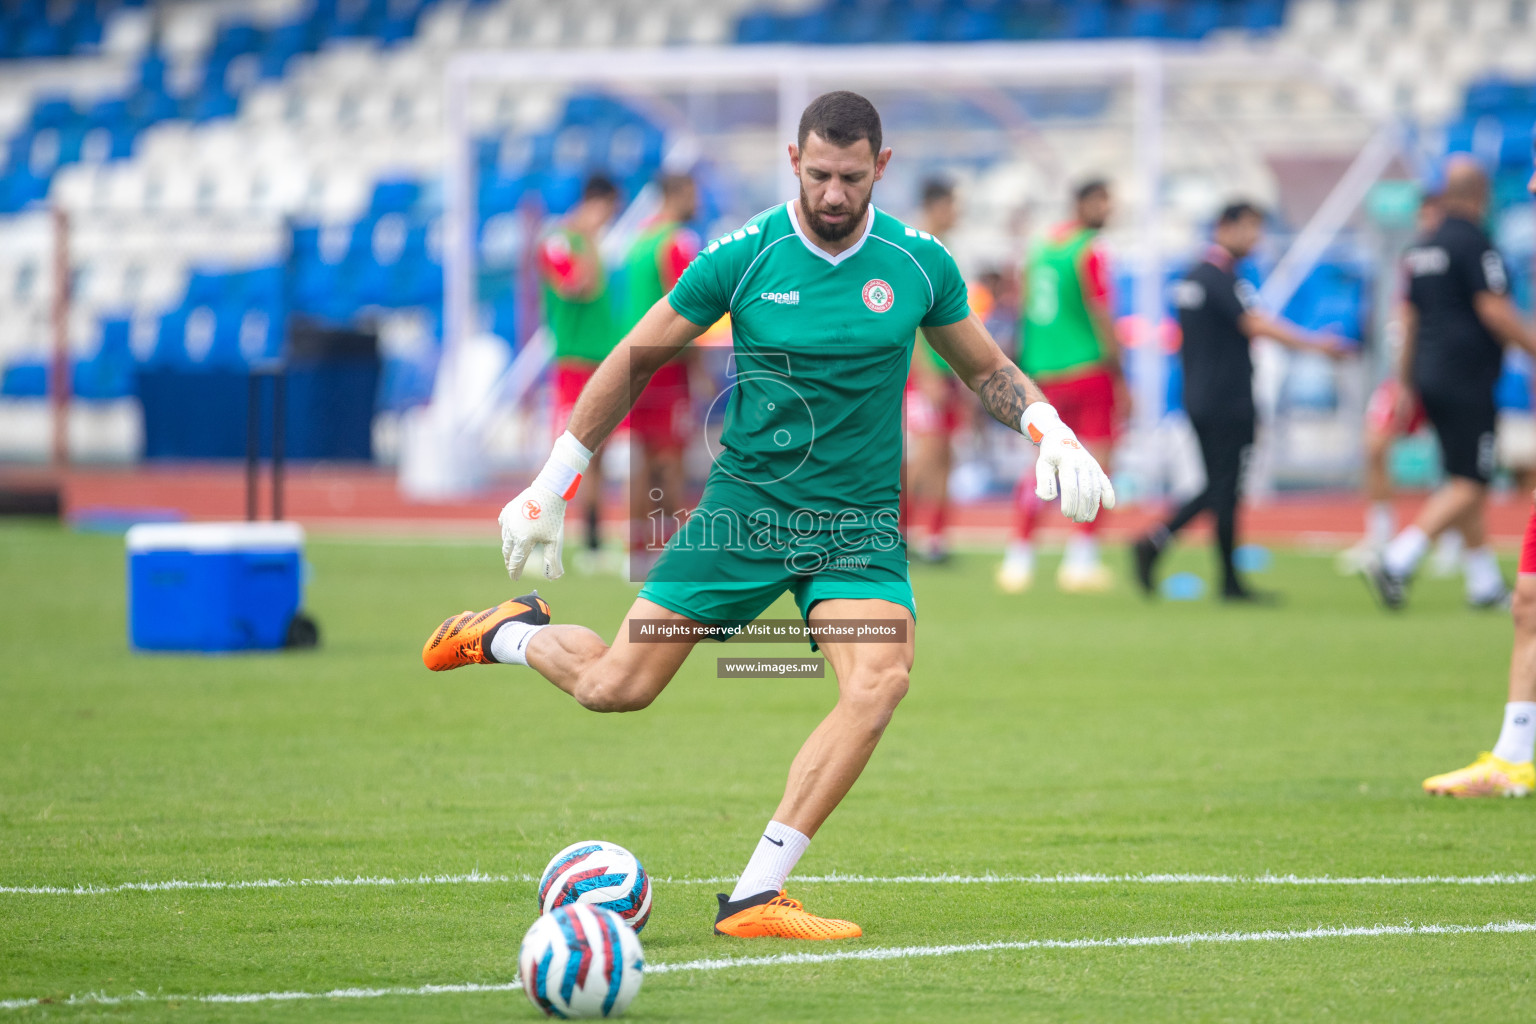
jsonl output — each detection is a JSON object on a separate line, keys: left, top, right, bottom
{"left": 538, "top": 840, "right": 652, "bottom": 933}
{"left": 519, "top": 903, "right": 643, "bottom": 1018}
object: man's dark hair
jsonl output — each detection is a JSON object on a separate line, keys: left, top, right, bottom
{"left": 1074, "top": 178, "right": 1109, "bottom": 203}
{"left": 658, "top": 172, "right": 694, "bottom": 199}
{"left": 582, "top": 174, "right": 619, "bottom": 202}
{"left": 797, "top": 91, "right": 882, "bottom": 155}
{"left": 920, "top": 177, "right": 954, "bottom": 207}
{"left": 1217, "top": 200, "right": 1264, "bottom": 226}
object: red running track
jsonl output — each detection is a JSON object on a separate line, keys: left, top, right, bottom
{"left": 6, "top": 463, "right": 1534, "bottom": 545}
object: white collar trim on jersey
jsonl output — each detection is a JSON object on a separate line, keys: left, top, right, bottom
{"left": 787, "top": 200, "right": 876, "bottom": 266}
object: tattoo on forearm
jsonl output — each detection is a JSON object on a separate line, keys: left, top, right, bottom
{"left": 979, "top": 366, "right": 1030, "bottom": 429}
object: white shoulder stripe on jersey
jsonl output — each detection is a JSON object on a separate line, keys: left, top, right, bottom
{"left": 728, "top": 233, "right": 798, "bottom": 314}
{"left": 869, "top": 233, "right": 935, "bottom": 312}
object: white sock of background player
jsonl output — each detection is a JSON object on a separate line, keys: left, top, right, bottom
{"left": 1492, "top": 702, "right": 1536, "bottom": 765}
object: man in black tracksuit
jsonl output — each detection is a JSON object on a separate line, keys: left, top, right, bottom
{"left": 1366, "top": 157, "right": 1536, "bottom": 610}
{"left": 1134, "top": 202, "right": 1346, "bottom": 601}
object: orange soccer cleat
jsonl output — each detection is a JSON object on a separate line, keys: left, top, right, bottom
{"left": 713, "top": 891, "right": 863, "bottom": 940}
{"left": 421, "top": 592, "right": 551, "bottom": 671}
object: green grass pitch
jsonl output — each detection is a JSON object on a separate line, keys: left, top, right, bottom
{"left": 3, "top": 520, "right": 1534, "bottom": 1021}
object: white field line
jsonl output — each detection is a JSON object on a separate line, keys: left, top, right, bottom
{"left": 3, "top": 919, "right": 1533, "bottom": 1012}
{"left": 5, "top": 871, "right": 1536, "bottom": 896}
{"left": 0, "top": 871, "right": 511, "bottom": 896}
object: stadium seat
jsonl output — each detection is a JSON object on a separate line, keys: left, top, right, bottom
{"left": 0, "top": 359, "right": 48, "bottom": 398}
{"left": 1061, "top": 0, "right": 1110, "bottom": 39}
{"left": 73, "top": 318, "right": 137, "bottom": 399}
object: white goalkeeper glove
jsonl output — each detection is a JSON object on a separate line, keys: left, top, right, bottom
{"left": 499, "top": 431, "right": 592, "bottom": 580}
{"left": 1023, "top": 402, "right": 1116, "bottom": 524}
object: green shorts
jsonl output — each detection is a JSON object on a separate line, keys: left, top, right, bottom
{"left": 638, "top": 571, "right": 915, "bottom": 650}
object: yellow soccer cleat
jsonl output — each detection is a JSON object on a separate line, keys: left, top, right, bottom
{"left": 713, "top": 891, "right": 862, "bottom": 940}
{"left": 1422, "top": 753, "right": 1535, "bottom": 798}
{"left": 421, "top": 592, "right": 551, "bottom": 672}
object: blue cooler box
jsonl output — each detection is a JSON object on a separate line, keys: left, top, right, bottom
{"left": 127, "top": 522, "right": 306, "bottom": 652}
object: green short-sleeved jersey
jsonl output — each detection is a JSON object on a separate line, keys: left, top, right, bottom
{"left": 654, "top": 202, "right": 969, "bottom": 584}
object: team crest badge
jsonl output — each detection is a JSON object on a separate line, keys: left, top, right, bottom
{"left": 862, "top": 279, "right": 894, "bottom": 313}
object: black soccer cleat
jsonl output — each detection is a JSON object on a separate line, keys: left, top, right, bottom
{"left": 1359, "top": 560, "right": 1408, "bottom": 611}
{"left": 1131, "top": 537, "right": 1160, "bottom": 598}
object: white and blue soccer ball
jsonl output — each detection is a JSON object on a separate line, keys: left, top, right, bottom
{"left": 519, "top": 904, "right": 644, "bottom": 1019}
{"left": 538, "top": 840, "right": 652, "bottom": 933}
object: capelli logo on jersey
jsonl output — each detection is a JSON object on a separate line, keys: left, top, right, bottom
{"left": 761, "top": 291, "right": 800, "bottom": 305}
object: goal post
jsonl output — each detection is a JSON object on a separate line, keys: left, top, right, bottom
{"left": 422, "top": 41, "right": 1376, "bottom": 502}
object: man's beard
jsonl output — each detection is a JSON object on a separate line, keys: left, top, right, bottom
{"left": 798, "top": 182, "right": 870, "bottom": 242}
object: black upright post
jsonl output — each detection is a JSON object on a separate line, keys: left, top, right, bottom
{"left": 246, "top": 371, "right": 261, "bottom": 521}
{"left": 271, "top": 367, "right": 286, "bottom": 522}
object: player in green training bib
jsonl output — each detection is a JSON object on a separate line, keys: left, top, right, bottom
{"left": 1000, "top": 178, "right": 1127, "bottom": 595}
{"left": 537, "top": 174, "right": 620, "bottom": 559}
{"left": 424, "top": 92, "right": 1114, "bottom": 940}
{"left": 616, "top": 173, "right": 702, "bottom": 573}
{"left": 904, "top": 177, "right": 967, "bottom": 564}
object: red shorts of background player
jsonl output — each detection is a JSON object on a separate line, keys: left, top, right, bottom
{"left": 553, "top": 358, "right": 636, "bottom": 442}
{"left": 905, "top": 376, "right": 963, "bottom": 436}
{"left": 553, "top": 359, "right": 598, "bottom": 438}
{"left": 630, "top": 361, "right": 693, "bottom": 453}
{"left": 1520, "top": 506, "right": 1536, "bottom": 576}
{"left": 1038, "top": 366, "right": 1117, "bottom": 444}
{"left": 1366, "top": 378, "right": 1427, "bottom": 436}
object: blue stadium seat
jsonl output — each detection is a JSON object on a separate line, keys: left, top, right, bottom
{"left": 74, "top": 319, "right": 137, "bottom": 399}
{"left": 480, "top": 174, "right": 529, "bottom": 217}
{"left": 0, "top": 360, "right": 48, "bottom": 397}
{"left": 371, "top": 179, "right": 420, "bottom": 214}
{"left": 1061, "top": 0, "right": 1110, "bottom": 39}
{"left": 19, "top": 20, "right": 64, "bottom": 59}
{"left": 1119, "top": 0, "right": 1172, "bottom": 39}
{"left": 1174, "top": 0, "right": 1225, "bottom": 38}
{"left": 260, "top": 21, "right": 311, "bottom": 78}
{"left": 1, "top": 169, "right": 50, "bottom": 211}
{"left": 290, "top": 225, "right": 356, "bottom": 321}
{"left": 537, "top": 172, "right": 584, "bottom": 215}
{"left": 396, "top": 223, "right": 442, "bottom": 305}
{"left": 190, "top": 85, "right": 238, "bottom": 122}
{"left": 941, "top": 2, "right": 1004, "bottom": 42}
{"left": 785, "top": 11, "right": 834, "bottom": 43}
{"left": 735, "top": 12, "right": 781, "bottom": 43}
{"left": 1239, "top": 0, "right": 1286, "bottom": 32}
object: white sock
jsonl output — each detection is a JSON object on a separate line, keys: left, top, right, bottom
{"left": 1382, "top": 526, "right": 1429, "bottom": 577}
{"left": 1463, "top": 545, "right": 1505, "bottom": 602}
{"left": 1064, "top": 535, "right": 1098, "bottom": 569}
{"left": 1366, "top": 502, "right": 1395, "bottom": 548}
{"left": 488, "top": 621, "right": 546, "bottom": 666}
{"left": 728, "top": 821, "right": 810, "bottom": 902}
{"left": 1431, "top": 528, "right": 1465, "bottom": 575}
{"left": 1004, "top": 541, "right": 1035, "bottom": 571}
{"left": 1492, "top": 702, "right": 1536, "bottom": 764}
